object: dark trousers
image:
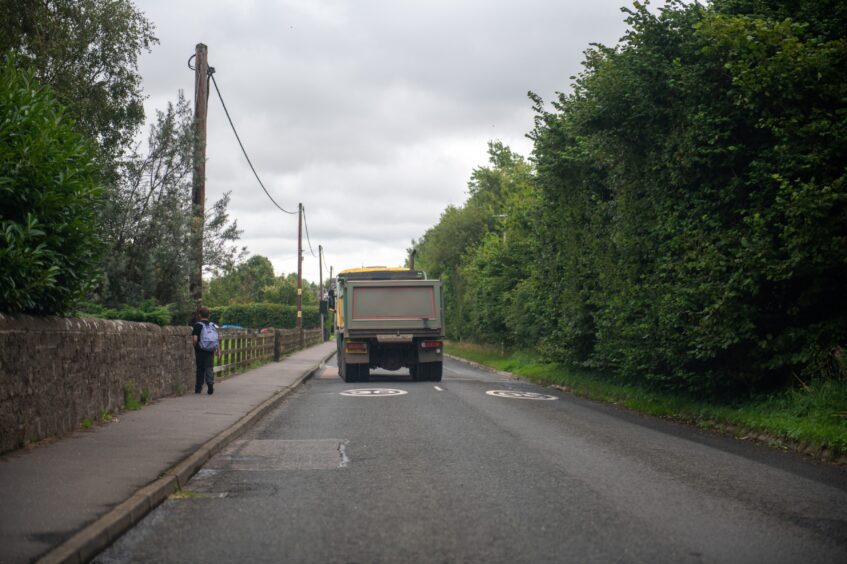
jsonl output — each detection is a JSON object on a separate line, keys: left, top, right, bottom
{"left": 195, "top": 349, "right": 214, "bottom": 391}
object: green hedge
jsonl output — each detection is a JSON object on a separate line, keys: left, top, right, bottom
{"left": 209, "top": 303, "right": 320, "bottom": 329}
{"left": 0, "top": 57, "right": 103, "bottom": 315}
{"left": 76, "top": 301, "right": 173, "bottom": 325}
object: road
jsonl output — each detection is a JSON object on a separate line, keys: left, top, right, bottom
{"left": 95, "top": 356, "right": 847, "bottom": 563}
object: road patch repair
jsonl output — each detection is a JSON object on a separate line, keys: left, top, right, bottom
{"left": 207, "top": 439, "right": 348, "bottom": 471}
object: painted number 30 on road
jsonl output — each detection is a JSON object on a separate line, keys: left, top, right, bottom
{"left": 485, "top": 390, "right": 558, "bottom": 400}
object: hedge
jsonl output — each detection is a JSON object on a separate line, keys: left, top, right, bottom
{"left": 209, "top": 303, "right": 321, "bottom": 329}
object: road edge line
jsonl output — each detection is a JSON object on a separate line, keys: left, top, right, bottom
{"left": 37, "top": 348, "right": 337, "bottom": 564}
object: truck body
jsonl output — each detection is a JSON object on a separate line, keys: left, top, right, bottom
{"left": 333, "top": 267, "right": 444, "bottom": 382}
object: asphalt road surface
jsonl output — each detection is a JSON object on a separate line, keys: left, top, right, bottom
{"left": 95, "top": 356, "right": 847, "bottom": 563}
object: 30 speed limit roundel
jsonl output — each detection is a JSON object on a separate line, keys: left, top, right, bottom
{"left": 340, "top": 388, "right": 408, "bottom": 397}
{"left": 486, "top": 390, "right": 557, "bottom": 400}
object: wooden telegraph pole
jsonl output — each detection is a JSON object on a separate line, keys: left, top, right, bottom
{"left": 319, "top": 244, "right": 324, "bottom": 342}
{"left": 296, "top": 203, "right": 304, "bottom": 347}
{"left": 190, "top": 43, "right": 209, "bottom": 304}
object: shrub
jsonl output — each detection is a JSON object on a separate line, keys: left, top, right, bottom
{"left": 210, "top": 303, "right": 320, "bottom": 329}
{"left": 76, "top": 300, "right": 173, "bottom": 325}
{"left": 0, "top": 57, "right": 102, "bottom": 315}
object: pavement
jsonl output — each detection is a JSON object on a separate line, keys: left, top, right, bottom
{"left": 0, "top": 341, "right": 337, "bottom": 564}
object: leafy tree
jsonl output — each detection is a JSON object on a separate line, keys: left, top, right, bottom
{"left": 261, "top": 273, "right": 318, "bottom": 307}
{"left": 529, "top": 0, "right": 847, "bottom": 393}
{"left": 0, "top": 58, "right": 102, "bottom": 314}
{"left": 0, "top": 0, "right": 157, "bottom": 162}
{"left": 205, "top": 258, "right": 319, "bottom": 307}
{"left": 97, "top": 92, "right": 243, "bottom": 319}
{"left": 416, "top": 142, "right": 538, "bottom": 343}
{"left": 419, "top": 0, "right": 846, "bottom": 397}
{"left": 205, "top": 255, "right": 275, "bottom": 306}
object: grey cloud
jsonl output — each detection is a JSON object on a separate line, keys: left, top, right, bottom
{"left": 133, "top": 0, "right": 636, "bottom": 276}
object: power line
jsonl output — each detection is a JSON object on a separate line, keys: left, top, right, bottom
{"left": 209, "top": 72, "right": 297, "bottom": 215}
{"left": 302, "top": 206, "right": 318, "bottom": 258}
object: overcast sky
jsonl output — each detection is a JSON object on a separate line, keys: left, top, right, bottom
{"left": 133, "top": 0, "right": 640, "bottom": 284}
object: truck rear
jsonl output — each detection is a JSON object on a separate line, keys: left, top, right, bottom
{"left": 333, "top": 267, "right": 444, "bottom": 382}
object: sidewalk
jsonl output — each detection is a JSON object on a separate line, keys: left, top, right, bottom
{"left": 0, "top": 341, "right": 336, "bottom": 564}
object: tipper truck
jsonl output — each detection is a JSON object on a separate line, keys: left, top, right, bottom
{"left": 332, "top": 267, "right": 444, "bottom": 383}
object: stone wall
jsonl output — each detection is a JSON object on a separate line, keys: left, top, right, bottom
{"left": 0, "top": 315, "right": 194, "bottom": 455}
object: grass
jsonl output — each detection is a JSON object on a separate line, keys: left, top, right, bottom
{"left": 446, "top": 341, "right": 847, "bottom": 461}
{"left": 168, "top": 488, "right": 202, "bottom": 500}
{"left": 123, "top": 382, "right": 145, "bottom": 411}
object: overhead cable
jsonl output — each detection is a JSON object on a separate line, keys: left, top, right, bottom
{"left": 302, "top": 206, "right": 318, "bottom": 257}
{"left": 209, "top": 73, "right": 297, "bottom": 215}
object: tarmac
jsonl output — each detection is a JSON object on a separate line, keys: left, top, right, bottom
{"left": 0, "top": 341, "right": 337, "bottom": 564}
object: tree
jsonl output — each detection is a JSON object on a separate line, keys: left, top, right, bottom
{"left": 205, "top": 258, "right": 318, "bottom": 307}
{"left": 97, "top": 92, "right": 243, "bottom": 319}
{"left": 261, "top": 273, "right": 318, "bottom": 307}
{"left": 415, "top": 142, "right": 538, "bottom": 343}
{"left": 205, "top": 256, "right": 276, "bottom": 306}
{"left": 529, "top": 0, "right": 847, "bottom": 392}
{"left": 0, "top": 58, "right": 102, "bottom": 314}
{"left": 0, "top": 0, "right": 157, "bottom": 162}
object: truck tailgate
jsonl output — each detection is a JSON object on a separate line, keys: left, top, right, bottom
{"left": 346, "top": 280, "right": 442, "bottom": 331}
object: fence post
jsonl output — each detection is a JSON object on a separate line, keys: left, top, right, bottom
{"left": 274, "top": 329, "right": 281, "bottom": 361}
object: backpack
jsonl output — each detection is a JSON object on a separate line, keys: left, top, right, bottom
{"left": 198, "top": 322, "right": 219, "bottom": 352}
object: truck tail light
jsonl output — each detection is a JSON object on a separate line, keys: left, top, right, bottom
{"left": 345, "top": 341, "right": 368, "bottom": 354}
{"left": 421, "top": 340, "right": 443, "bottom": 350}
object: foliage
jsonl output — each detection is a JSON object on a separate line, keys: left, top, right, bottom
{"left": 96, "top": 92, "right": 243, "bottom": 322}
{"left": 261, "top": 273, "right": 319, "bottom": 307}
{"left": 0, "top": 58, "right": 103, "bottom": 315}
{"left": 205, "top": 255, "right": 275, "bottom": 306}
{"left": 205, "top": 255, "right": 319, "bottom": 307}
{"left": 527, "top": 0, "right": 847, "bottom": 394}
{"left": 77, "top": 300, "right": 173, "bottom": 325}
{"left": 210, "top": 303, "right": 320, "bottom": 329}
{"left": 0, "top": 0, "right": 157, "bottom": 162}
{"left": 415, "top": 142, "right": 541, "bottom": 345}
{"left": 419, "top": 0, "right": 847, "bottom": 398}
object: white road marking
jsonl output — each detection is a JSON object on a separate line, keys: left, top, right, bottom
{"left": 339, "top": 388, "right": 408, "bottom": 397}
{"left": 434, "top": 386, "right": 444, "bottom": 391}
{"left": 486, "top": 390, "right": 558, "bottom": 401}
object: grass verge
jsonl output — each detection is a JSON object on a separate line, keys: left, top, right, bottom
{"left": 446, "top": 341, "right": 847, "bottom": 462}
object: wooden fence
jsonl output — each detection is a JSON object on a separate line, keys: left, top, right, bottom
{"left": 215, "top": 328, "right": 324, "bottom": 377}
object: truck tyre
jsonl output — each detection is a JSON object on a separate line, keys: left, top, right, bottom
{"left": 427, "top": 361, "right": 443, "bottom": 382}
{"left": 344, "top": 362, "right": 369, "bottom": 383}
{"left": 343, "top": 362, "right": 357, "bottom": 383}
{"left": 418, "top": 362, "right": 442, "bottom": 382}
{"left": 357, "top": 364, "right": 370, "bottom": 383}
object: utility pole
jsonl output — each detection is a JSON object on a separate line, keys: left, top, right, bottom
{"left": 296, "top": 203, "right": 304, "bottom": 347}
{"left": 319, "top": 244, "right": 324, "bottom": 342}
{"left": 190, "top": 43, "right": 209, "bottom": 304}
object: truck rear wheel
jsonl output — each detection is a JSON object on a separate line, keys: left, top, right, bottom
{"left": 343, "top": 363, "right": 368, "bottom": 383}
{"left": 417, "top": 362, "right": 442, "bottom": 382}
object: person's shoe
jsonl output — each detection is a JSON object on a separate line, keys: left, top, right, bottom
{"left": 195, "top": 388, "right": 202, "bottom": 394}
{"left": 207, "top": 384, "right": 214, "bottom": 395}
